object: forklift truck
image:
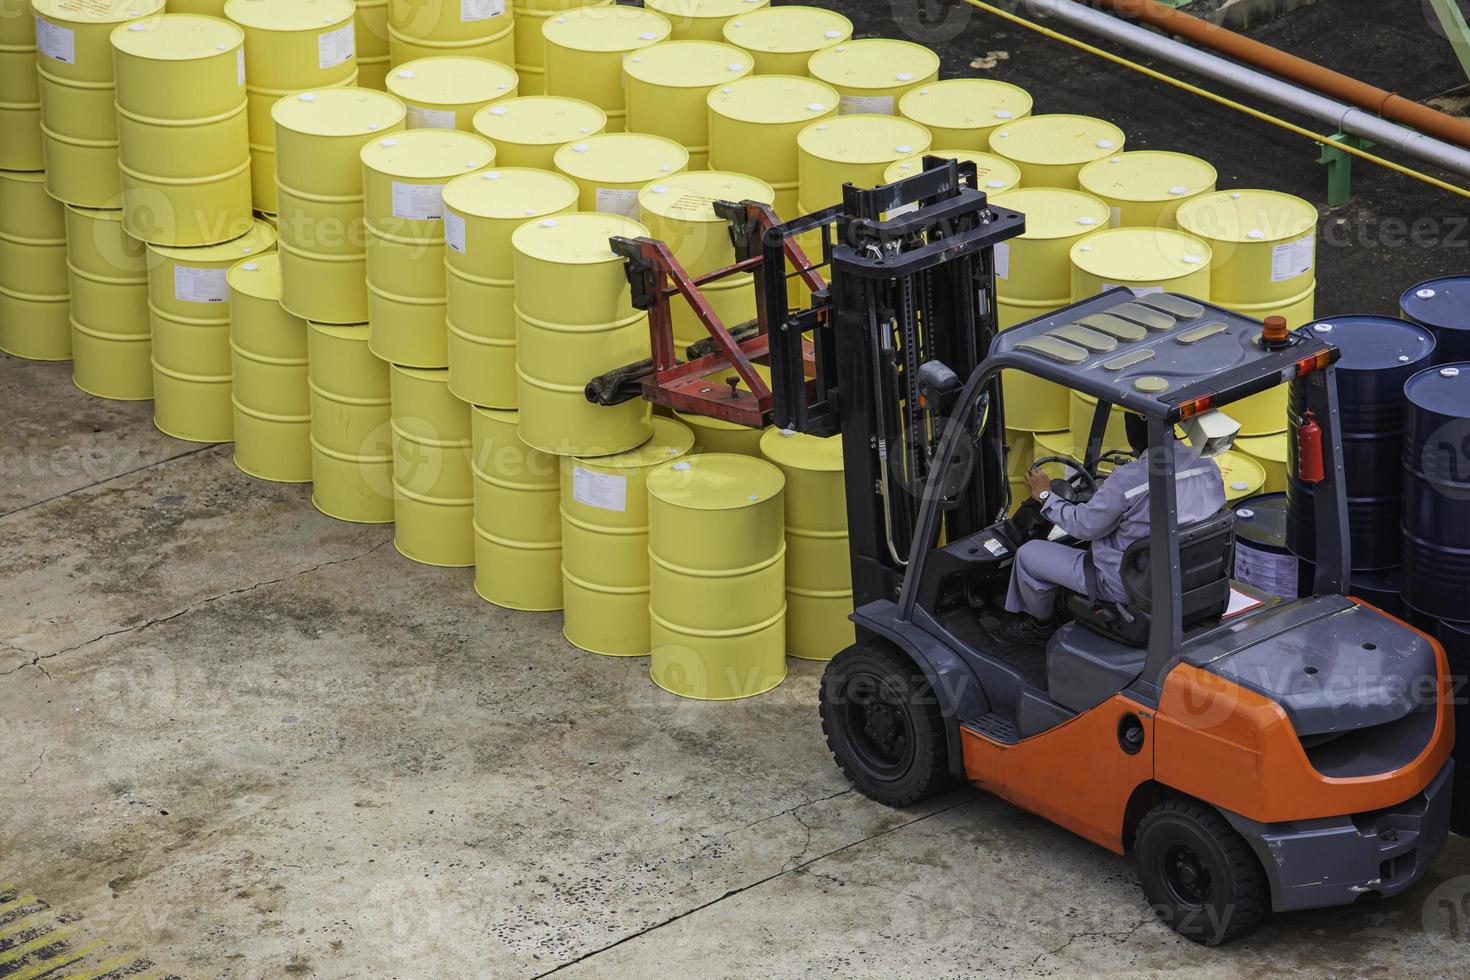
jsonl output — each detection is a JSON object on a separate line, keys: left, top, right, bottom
{"left": 603, "top": 160, "right": 1455, "bottom": 945}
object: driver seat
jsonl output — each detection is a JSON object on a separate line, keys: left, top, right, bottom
{"left": 1063, "top": 509, "right": 1238, "bottom": 648}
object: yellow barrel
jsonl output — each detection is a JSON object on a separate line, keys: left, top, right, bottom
{"left": 1078, "top": 150, "right": 1217, "bottom": 229}
{"left": 760, "top": 427, "right": 850, "bottom": 662}
{"left": 796, "top": 113, "right": 931, "bottom": 215}
{"left": 1069, "top": 227, "right": 1212, "bottom": 303}
{"left": 807, "top": 38, "right": 938, "bottom": 116}
{"left": 552, "top": 132, "right": 689, "bottom": 217}
{"left": 648, "top": 453, "right": 787, "bottom": 700}
{"left": 720, "top": 4, "right": 850, "bottom": 76}
{"left": 646, "top": 0, "right": 765, "bottom": 41}
{"left": 561, "top": 416, "right": 695, "bottom": 656}
{"left": 898, "top": 78, "right": 1033, "bottom": 151}
{"left": 677, "top": 411, "right": 767, "bottom": 456}
{"left": 387, "top": 0, "right": 515, "bottom": 67}
{"left": 1218, "top": 451, "right": 1266, "bottom": 503}
{"left": 989, "top": 114, "right": 1125, "bottom": 189}
{"left": 512, "top": 211, "right": 653, "bottom": 456}
{"left": 1006, "top": 428, "right": 1041, "bottom": 513}
{"left": 308, "top": 320, "right": 394, "bottom": 523}
{"left": 390, "top": 365, "right": 474, "bottom": 566}
{"left": 146, "top": 219, "right": 276, "bottom": 441}
{"left": 472, "top": 94, "right": 607, "bottom": 170}
{"left": 66, "top": 204, "right": 150, "bottom": 398}
{"left": 0, "top": 168, "right": 70, "bottom": 361}
{"left": 707, "top": 73, "right": 838, "bottom": 219}
{"left": 444, "top": 166, "right": 579, "bottom": 408}
{"left": 227, "top": 254, "right": 311, "bottom": 482}
{"left": 361, "top": 128, "right": 497, "bottom": 368}
{"left": 471, "top": 405, "right": 563, "bottom": 610}
{"left": 542, "top": 5, "right": 670, "bottom": 132}
{"left": 356, "top": 0, "right": 391, "bottom": 90}
{"left": 1066, "top": 392, "right": 1127, "bottom": 457}
{"left": 274, "top": 87, "right": 407, "bottom": 325}
{"left": 225, "top": 0, "right": 359, "bottom": 215}
{"left": 1236, "top": 433, "right": 1288, "bottom": 493}
{"left": 0, "top": 0, "right": 44, "bottom": 171}
{"left": 166, "top": 0, "right": 228, "bottom": 12}
{"left": 111, "top": 14, "right": 254, "bottom": 247}
{"left": 638, "top": 170, "right": 775, "bottom": 351}
{"left": 33, "top": 0, "right": 162, "bottom": 208}
{"left": 989, "top": 187, "right": 1109, "bottom": 433}
{"left": 883, "top": 149, "right": 1022, "bottom": 196}
{"left": 624, "top": 40, "right": 753, "bottom": 169}
{"left": 511, "top": 0, "right": 610, "bottom": 96}
{"left": 387, "top": 56, "right": 518, "bottom": 132}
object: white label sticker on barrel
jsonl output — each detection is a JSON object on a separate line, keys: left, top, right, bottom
{"left": 392, "top": 182, "right": 445, "bottom": 220}
{"left": 406, "top": 105, "right": 456, "bottom": 130}
{"left": 445, "top": 211, "right": 467, "bottom": 254}
{"left": 34, "top": 17, "right": 74, "bottom": 65}
{"left": 461, "top": 0, "right": 506, "bottom": 21}
{"left": 174, "top": 266, "right": 229, "bottom": 304}
{"left": 594, "top": 187, "right": 641, "bottom": 220}
{"left": 838, "top": 93, "right": 894, "bottom": 116}
{"left": 1109, "top": 207, "right": 1122, "bottom": 229}
{"left": 318, "top": 22, "right": 355, "bottom": 70}
{"left": 1270, "top": 233, "right": 1314, "bottom": 283}
{"left": 994, "top": 242, "right": 1010, "bottom": 281}
{"left": 1234, "top": 541, "right": 1298, "bottom": 599}
{"left": 572, "top": 466, "right": 627, "bottom": 512}
{"left": 238, "top": 47, "right": 246, "bottom": 86}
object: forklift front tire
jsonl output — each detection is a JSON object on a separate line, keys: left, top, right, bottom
{"left": 819, "top": 641, "right": 952, "bottom": 807}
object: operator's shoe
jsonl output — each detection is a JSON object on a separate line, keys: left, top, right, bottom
{"left": 997, "top": 615, "right": 1060, "bottom": 645}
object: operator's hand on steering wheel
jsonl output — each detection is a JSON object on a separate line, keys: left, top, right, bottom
{"left": 1025, "top": 467, "right": 1052, "bottom": 501}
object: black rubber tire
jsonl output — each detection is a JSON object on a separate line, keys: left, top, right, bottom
{"left": 818, "top": 640, "right": 951, "bottom": 807}
{"left": 1134, "top": 797, "right": 1270, "bottom": 946}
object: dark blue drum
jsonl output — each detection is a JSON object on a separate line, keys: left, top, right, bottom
{"left": 1288, "top": 316, "right": 1437, "bottom": 571}
{"left": 1402, "top": 363, "right": 1470, "bottom": 620}
{"left": 1401, "top": 276, "right": 1470, "bottom": 363}
{"left": 1435, "top": 618, "right": 1470, "bottom": 836}
{"left": 1233, "top": 493, "right": 1307, "bottom": 598}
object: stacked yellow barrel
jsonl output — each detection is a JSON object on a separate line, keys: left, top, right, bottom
{"left": 1078, "top": 150, "right": 1216, "bottom": 228}
{"left": 707, "top": 74, "right": 838, "bottom": 219}
{"left": 646, "top": 0, "right": 767, "bottom": 41}
{"left": 391, "top": 363, "right": 474, "bottom": 565}
{"left": 0, "top": 0, "right": 44, "bottom": 171}
{"left": 472, "top": 94, "right": 606, "bottom": 168}
{"left": 388, "top": 0, "right": 514, "bottom": 67}
{"left": 989, "top": 114, "right": 1124, "bottom": 189}
{"left": 356, "top": 0, "right": 392, "bottom": 89}
{"left": 66, "top": 204, "right": 149, "bottom": 398}
{"left": 387, "top": 55, "right": 517, "bottom": 131}
{"left": 721, "top": 4, "right": 850, "bottom": 75}
{"left": 898, "top": 78, "right": 1033, "bottom": 150}
{"left": 807, "top": 38, "right": 938, "bottom": 116}
{"left": 472, "top": 405, "right": 562, "bottom": 608}
{"left": 553, "top": 132, "right": 689, "bottom": 217}
{"left": 310, "top": 318, "right": 394, "bottom": 523}
{"left": 541, "top": 4, "right": 669, "bottom": 132}
{"left": 511, "top": 0, "right": 610, "bottom": 96}
{"left": 623, "top": 39, "right": 752, "bottom": 168}
{"left": 228, "top": 253, "right": 311, "bottom": 481}
{"left": 0, "top": 170, "right": 70, "bottom": 361}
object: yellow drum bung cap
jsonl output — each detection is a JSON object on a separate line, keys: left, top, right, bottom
{"left": 511, "top": 211, "right": 650, "bottom": 266}
{"left": 111, "top": 12, "right": 244, "bottom": 61}
{"left": 553, "top": 131, "right": 690, "bottom": 184}
{"left": 807, "top": 37, "right": 939, "bottom": 99}
{"left": 541, "top": 5, "right": 672, "bottom": 54}
{"left": 707, "top": 73, "right": 840, "bottom": 125}
{"left": 797, "top": 113, "right": 932, "bottom": 167}
{"left": 473, "top": 95, "right": 607, "bottom": 148}
{"left": 990, "top": 188, "right": 1110, "bottom": 239}
{"left": 360, "top": 128, "right": 496, "bottom": 178}
{"left": 898, "top": 78, "right": 1033, "bottom": 134}
{"left": 148, "top": 216, "right": 277, "bottom": 262}
{"left": 444, "top": 167, "right": 580, "bottom": 221}
{"left": 226, "top": 250, "right": 283, "bottom": 298}
{"left": 759, "top": 426, "right": 842, "bottom": 472}
{"left": 721, "top": 5, "right": 852, "bottom": 59}
{"left": 638, "top": 170, "right": 775, "bottom": 222}
{"left": 575, "top": 415, "right": 695, "bottom": 470}
{"left": 1174, "top": 188, "right": 1318, "bottom": 245}
{"left": 884, "top": 150, "right": 1022, "bottom": 194}
{"left": 1078, "top": 150, "right": 1217, "bottom": 206}
{"left": 272, "top": 85, "right": 406, "bottom": 136}
{"left": 388, "top": 55, "right": 518, "bottom": 114}
{"left": 1070, "top": 227, "right": 1212, "bottom": 284}
{"left": 223, "top": 0, "right": 355, "bottom": 33}
{"left": 623, "top": 38, "right": 753, "bottom": 89}
{"left": 647, "top": 451, "right": 785, "bottom": 511}
{"left": 989, "top": 114, "right": 1124, "bottom": 166}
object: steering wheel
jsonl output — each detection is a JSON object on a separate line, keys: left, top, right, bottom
{"left": 1099, "top": 449, "right": 1138, "bottom": 470}
{"left": 1029, "top": 454, "right": 1098, "bottom": 503}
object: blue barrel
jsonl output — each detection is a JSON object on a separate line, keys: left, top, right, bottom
{"left": 1402, "top": 363, "right": 1470, "bottom": 620}
{"left": 1401, "top": 276, "right": 1470, "bottom": 363}
{"left": 1436, "top": 618, "right": 1470, "bottom": 836}
{"left": 1287, "top": 316, "right": 1437, "bottom": 571}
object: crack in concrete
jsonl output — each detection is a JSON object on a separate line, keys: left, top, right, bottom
{"left": 0, "top": 443, "right": 223, "bottom": 522}
{"left": 1029, "top": 917, "right": 1155, "bottom": 966}
{"left": 19, "top": 748, "right": 46, "bottom": 786}
{"left": 0, "top": 540, "right": 390, "bottom": 679}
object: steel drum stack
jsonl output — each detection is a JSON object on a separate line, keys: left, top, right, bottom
{"left": 1401, "top": 276, "right": 1470, "bottom": 364}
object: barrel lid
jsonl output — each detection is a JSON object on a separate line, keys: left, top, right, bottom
{"left": 273, "top": 86, "right": 406, "bottom": 136}
{"left": 223, "top": 0, "right": 353, "bottom": 31}
{"left": 1235, "top": 433, "right": 1287, "bottom": 464}
{"left": 1175, "top": 189, "right": 1317, "bottom": 245}
{"left": 1070, "top": 228, "right": 1212, "bottom": 284}
{"left": 722, "top": 5, "right": 851, "bottom": 55}
{"left": 648, "top": 0, "right": 768, "bottom": 22}
{"left": 511, "top": 212, "right": 649, "bottom": 266}
{"left": 444, "top": 167, "right": 579, "bottom": 220}
{"left": 1217, "top": 451, "right": 1265, "bottom": 498}
{"left": 623, "top": 39, "right": 753, "bottom": 88}
{"left": 1077, "top": 150, "right": 1217, "bottom": 204}
{"left": 226, "top": 251, "right": 283, "bottom": 299}
{"left": 111, "top": 13, "right": 243, "bottom": 59}
{"left": 990, "top": 188, "right": 1110, "bottom": 240}
{"left": 553, "top": 132, "right": 689, "bottom": 185}
{"left": 647, "top": 452, "right": 785, "bottom": 510}
{"left": 361, "top": 129, "right": 495, "bottom": 179}
{"left": 807, "top": 38, "right": 939, "bottom": 92}
{"left": 34, "top": 0, "right": 163, "bottom": 25}
{"left": 759, "top": 426, "right": 842, "bottom": 472}
{"left": 884, "top": 150, "right": 1022, "bottom": 194}
{"left": 1399, "top": 276, "right": 1470, "bottom": 333}
{"left": 988, "top": 114, "right": 1125, "bottom": 167}
{"left": 575, "top": 416, "right": 694, "bottom": 470}
{"left": 1405, "top": 361, "right": 1470, "bottom": 417}
{"left": 473, "top": 96, "right": 607, "bottom": 148}
{"left": 148, "top": 218, "right": 276, "bottom": 261}
{"left": 1304, "top": 315, "right": 1436, "bottom": 372}
{"left": 388, "top": 56, "right": 518, "bottom": 108}
{"left": 1233, "top": 491, "right": 1288, "bottom": 549}
{"left": 706, "top": 74, "right": 839, "bottom": 125}
{"left": 796, "top": 114, "right": 931, "bottom": 166}
{"left": 639, "top": 170, "right": 774, "bottom": 222}
{"left": 898, "top": 78, "right": 1034, "bottom": 132}
{"left": 542, "top": 5, "right": 671, "bottom": 54}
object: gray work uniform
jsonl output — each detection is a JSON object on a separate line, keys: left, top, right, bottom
{"left": 1005, "top": 442, "right": 1226, "bottom": 619}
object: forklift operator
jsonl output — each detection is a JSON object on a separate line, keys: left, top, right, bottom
{"left": 1003, "top": 412, "right": 1226, "bottom": 640}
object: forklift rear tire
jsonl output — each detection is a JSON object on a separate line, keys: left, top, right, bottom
{"left": 819, "top": 640, "right": 951, "bottom": 807}
{"left": 1134, "top": 797, "right": 1269, "bottom": 946}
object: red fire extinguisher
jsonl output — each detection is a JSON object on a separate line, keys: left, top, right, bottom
{"left": 1297, "top": 410, "right": 1325, "bottom": 484}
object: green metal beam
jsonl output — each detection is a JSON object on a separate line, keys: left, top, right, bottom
{"left": 1427, "top": 0, "right": 1470, "bottom": 82}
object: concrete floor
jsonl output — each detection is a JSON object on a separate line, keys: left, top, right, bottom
{"left": 7, "top": 0, "right": 1470, "bottom": 977}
